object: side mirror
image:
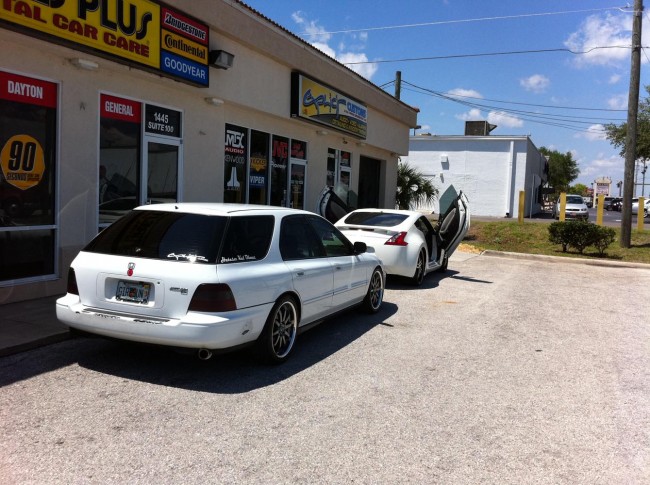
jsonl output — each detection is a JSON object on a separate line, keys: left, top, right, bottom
{"left": 353, "top": 241, "right": 367, "bottom": 254}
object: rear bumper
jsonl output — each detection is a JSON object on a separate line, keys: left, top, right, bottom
{"left": 55, "top": 294, "right": 273, "bottom": 350}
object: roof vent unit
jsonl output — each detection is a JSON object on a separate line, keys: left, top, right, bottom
{"left": 465, "top": 121, "right": 497, "bottom": 136}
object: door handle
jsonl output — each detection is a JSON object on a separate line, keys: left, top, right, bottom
{"left": 295, "top": 271, "right": 305, "bottom": 277}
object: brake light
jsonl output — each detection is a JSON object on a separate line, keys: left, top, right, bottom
{"left": 385, "top": 231, "right": 408, "bottom": 246}
{"left": 67, "top": 268, "right": 79, "bottom": 295}
{"left": 189, "top": 284, "right": 237, "bottom": 312}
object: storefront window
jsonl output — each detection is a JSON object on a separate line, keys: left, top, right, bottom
{"left": 271, "top": 135, "right": 288, "bottom": 207}
{"left": 99, "top": 95, "right": 141, "bottom": 225}
{"left": 0, "top": 71, "right": 57, "bottom": 282}
{"left": 224, "top": 124, "right": 247, "bottom": 203}
{"left": 249, "top": 130, "right": 269, "bottom": 204}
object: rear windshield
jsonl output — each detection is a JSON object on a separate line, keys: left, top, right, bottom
{"left": 342, "top": 212, "right": 409, "bottom": 227}
{"left": 84, "top": 211, "right": 274, "bottom": 264}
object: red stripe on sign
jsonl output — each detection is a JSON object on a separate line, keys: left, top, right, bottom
{"left": 161, "top": 7, "right": 208, "bottom": 45}
{"left": 0, "top": 71, "right": 57, "bottom": 108}
{"left": 101, "top": 94, "right": 141, "bottom": 123}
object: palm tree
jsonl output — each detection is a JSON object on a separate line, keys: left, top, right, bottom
{"left": 395, "top": 161, "right": 438, "bottom": 210}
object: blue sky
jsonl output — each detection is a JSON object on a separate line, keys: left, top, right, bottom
{"left": 244, "top": 0, "right": 650, "bottom": 192}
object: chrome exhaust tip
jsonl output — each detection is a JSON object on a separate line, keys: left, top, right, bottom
{"left": 197, "top": 348, "right": 213, "bottom": 361}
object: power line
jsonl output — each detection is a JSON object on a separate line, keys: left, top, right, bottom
{"left": 400, "top": 81, "right": 620, "bottom": 134}
{"left": 344, "top": 45, "right": 639, "bottom": 65}
{"left": 400, "top": 80, "right": 627, "bottom": 115}
{"left": 300, "top": 6, "right": 629, "bottom": 36}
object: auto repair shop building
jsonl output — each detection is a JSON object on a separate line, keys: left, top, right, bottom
{"left": 0, "top": 0, "right": 417, "bottom": 304}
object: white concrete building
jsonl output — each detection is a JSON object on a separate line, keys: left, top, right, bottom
{"left": 0, "top": 0, "right": 417, "bottom": 304}
{"left": 403, "top": 135, "right": 548, "bottom": 218}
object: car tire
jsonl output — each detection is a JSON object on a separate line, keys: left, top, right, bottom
{"left": 256, "top": 296, "right": 298, "bottom": 364}
{"left": 363, "top": 267, "right": 384, "bottom": 314}
{"left": 411, "top": 249, "right": 426, "bottom": 286}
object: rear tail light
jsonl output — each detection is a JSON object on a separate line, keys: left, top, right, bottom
{"left": 189, "top": 284, "right": 237, "bottom": 312}
{"left": 385, "top": 231, "right": 408, "bottom": 246}
{"left": 67, "top": 268, "right": 79, "bottom": 295}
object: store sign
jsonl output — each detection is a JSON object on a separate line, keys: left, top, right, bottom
{"left": 291, "top": 72, "right": 367, "bottom": 139}
{"left": 0, "top": 1, "right": 209, "bottom": 87}
{"left": 101, "top": 93, "right": 142, "bottom": 123}
{"left": 0, "top": 72, "right": 56, "bottom": 191}
{"left": 145, "top": 104, "right": 181, "bottom": 137}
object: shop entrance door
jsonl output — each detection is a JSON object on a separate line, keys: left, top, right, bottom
{"left": 143, "top": 138, "right": 182, "bottom": 204}
{"left": 358, "top": 156, "right": 381, "bottom": 208}
{"left": 289, "top": 160, "right": 306, "bottom": 209}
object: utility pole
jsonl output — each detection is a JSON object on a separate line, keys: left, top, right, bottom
{"left": 394, "top": 71, "right": 401, "bottom": 100}
{"left": 621, "top": 0, "right": 643, "bottom": 247}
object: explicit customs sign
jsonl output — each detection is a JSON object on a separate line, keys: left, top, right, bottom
{"left": 291, "top": 72, "right": 368, "bottom": 139}
{"left": 0, "top": 0, "right": 209, "bottom": 87}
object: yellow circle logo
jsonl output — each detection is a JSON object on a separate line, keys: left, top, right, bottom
{"left": 1, "top": 135, "right": 45, "bottom": 190}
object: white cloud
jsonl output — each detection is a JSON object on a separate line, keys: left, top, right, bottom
{"left": 607, "top": 94, "right": 627, "bottom": 110}
{"left": 579, "top": 154, "right": 623, "bottom": 178}
{"left": 520, "top": 74, "right": 550, "bottom": 93}
{"left": 487, "top": 111, "right": 524, "bottom": 128}
{"left": 456, "top": 108, "right": 483, "bottom": 121}
{"left": 456, "top": 109, "right": 523, "bottom": 128}
{"left": 447, "top": 88, "right": 482, "bottom": 99}
{"left": 574, "top": 124, "right": 608, "bottom": 141}
{"left": 609, "top": 74, "right": 622, "bottom": 84}
{"left": 291, "top": 11, "right": 377, "bottom": 80}
{"left": 564, "top": 13, "right": 649, "bottom": 67}
{"left": 337, "top": 52, "right": 378, "bottom": 79}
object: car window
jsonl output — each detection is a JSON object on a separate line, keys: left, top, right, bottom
{"left": 415, "top": 216, "right": 434, "bottom": 236}
{"left": 84, "top": 210, "right": 225, "bottom": 263}
{"left": 280, "top": 215, "right": 326, "bottom": 261}
{"left": 219, "top": 216, "right": 274, "bottom": 264}
{"left": 566, "top": 196, "right": 584, "bottom": 204}
{"left": 342, "top": 211, "right": 409, "bottom": 227}
{"left": 307, "top": 215, "right": 354, "bottom": 257}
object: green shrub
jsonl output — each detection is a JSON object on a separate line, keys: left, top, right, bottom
{"left": 547, "top": 221, "right": 617, "bottom": 255}
{"left": 592, "top": 226, "right": 617, "bottom": 256}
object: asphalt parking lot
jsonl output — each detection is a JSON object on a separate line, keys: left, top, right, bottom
{"left": 1, "top": 251, "right": 649, "bottom": 484}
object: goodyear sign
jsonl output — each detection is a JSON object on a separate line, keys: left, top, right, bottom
{"left": 291, "top": 72, "right": 367, "bottom": 139}
{"left": 0, "top": 1, "right": 209, "bottom": 87}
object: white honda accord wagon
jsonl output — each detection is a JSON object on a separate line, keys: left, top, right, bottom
{"left": 56, "top": 203, "right": 385, "bottom": 363}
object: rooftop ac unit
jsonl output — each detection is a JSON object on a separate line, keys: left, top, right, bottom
{"left": 465, "top": 121, "right": 497, "bottom": 136}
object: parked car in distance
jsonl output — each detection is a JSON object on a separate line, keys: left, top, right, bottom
{"left": 631, "top": 198, "right": 650, "bottom": 217}
{"left": 334, "top": 186, "right": 470, "bottom": 285}
{"left": 552, "top": 194, "right": 589, "bottom": 221}
{"left": 604, "top": 197, "right": 622, "bottom": 211}
{"left": 56, "top": 203, "right": 385, "bottom": 363}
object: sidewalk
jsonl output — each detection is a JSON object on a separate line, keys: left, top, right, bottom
{"left": 0, "top": 295, "right": 70, "bottom": 357}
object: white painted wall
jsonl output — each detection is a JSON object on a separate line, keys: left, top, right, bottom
{"left": 403, "top": 136, "right": 547, "bottom": 218}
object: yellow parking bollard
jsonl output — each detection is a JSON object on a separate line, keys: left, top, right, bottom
{"left": 638, "top": 196, "right": 645, "bottom": 232}
{"left": 596, "top": 194, "right": 604, "bottom": 225}
{"left": 559, "top": 193, "right": 566, "bottom": 222}
{"left": 518, "top": 191, "right": 525, "bottom": 224}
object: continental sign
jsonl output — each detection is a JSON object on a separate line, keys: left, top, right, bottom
{"left": 0, "top": 1, "right": 209, "bottom": 87}
{"left": 291, "top": 72, "right": 368, "bottom": 139}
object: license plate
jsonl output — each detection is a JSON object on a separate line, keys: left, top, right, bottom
{"left": 116, "top": 281, "right": 151, "bottom": 304}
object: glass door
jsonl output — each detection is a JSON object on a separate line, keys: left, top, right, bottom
{"left": 144, "top": 139, "right": 181, "bottom": 204}
{"left": 289, "top": 160, "right": 306, "bottom": 209}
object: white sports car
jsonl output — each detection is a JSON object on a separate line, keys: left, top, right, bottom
{"left": 56, "top": 203, "right": 385, "bottom": 363}
{"left": 334, "top": 187, "right": 470, "bottom": 285}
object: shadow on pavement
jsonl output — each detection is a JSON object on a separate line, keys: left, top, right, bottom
{"left": 0, "top": 302, "right": 398, "bottom": 392}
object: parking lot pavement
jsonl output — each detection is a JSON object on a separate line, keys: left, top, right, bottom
{"left": 1, "top": 250, "right": 649, "bottom": 484}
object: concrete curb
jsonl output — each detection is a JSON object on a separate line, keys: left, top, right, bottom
{"left": 479, "top": 249, "right": 650, "bottom": 270}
